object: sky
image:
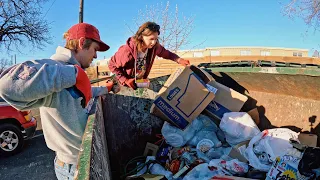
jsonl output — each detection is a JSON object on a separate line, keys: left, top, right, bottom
{"left": 2, "top": 0, "right": 320, "bottom": 64}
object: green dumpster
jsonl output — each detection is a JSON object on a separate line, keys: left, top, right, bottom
{"left": 75, "top": 61, "right": 320, "bottom": 180}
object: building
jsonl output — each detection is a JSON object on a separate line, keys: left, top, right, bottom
{"left": 90, "top": 46, "right": 319, "bottom": 79}
{"left": 176, "top": 46, "right": 309, "bottom": 58}
{"left": 94, "top": 46, "right": 310, "bottom": 65}
{"left": 93, "top": 57, "right": 110, "bottom": 66}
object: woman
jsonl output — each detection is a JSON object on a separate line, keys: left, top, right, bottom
{"left": 108, "top": 21, "right": 190, "bottom": 90}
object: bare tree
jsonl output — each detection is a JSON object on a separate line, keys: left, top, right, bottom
{"left": 126, "top": 1, "right": 198, "bottom": 53}
{"left": 0, "top": 58, "right": 12, "bottom": 73}
{"left": 0, "top": 0, "right": 51, "bottom": 52}
{"left": 312, "top": 49, "right": 319, "bottom": 57}
{"left": 283, "top": 0, "right": 320, "bottom": 30}
{"left": 282, "top": 0, "right": 320, "bottom": 54}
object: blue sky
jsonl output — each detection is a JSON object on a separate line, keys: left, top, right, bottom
{"left": 3, "top": 0, "right": 320, "bottom": 63}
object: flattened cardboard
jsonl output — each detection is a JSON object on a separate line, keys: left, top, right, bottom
{"left": 150, "top": 65, "right": 216, "bottom": 129}
{"left": 143, "top": 142, "right": 159, "bottom": 157}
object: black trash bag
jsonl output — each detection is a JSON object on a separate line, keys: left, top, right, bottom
{"left": 246, "top": 167, "right": 267, "bottom": 180}
{"left": 298, "top": 147, "right": 320, "bottom": 178}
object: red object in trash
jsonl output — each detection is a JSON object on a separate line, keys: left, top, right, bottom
{"left": 177, "top": 146, "right": 191, "bottom": 155}
{"left": 169, "top": 159, "right": 181, "bottom": 174}
{"left": 211, "top": 177, "right": 233, "bottom": 180}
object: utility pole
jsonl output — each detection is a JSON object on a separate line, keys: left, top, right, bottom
{"left": 14, "top": 54, "right": 16, "bottom": 64}
{"left": 79, "top": 0, "right": 84, "bottom": 23}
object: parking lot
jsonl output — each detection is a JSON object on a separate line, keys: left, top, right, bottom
{"left": 0, "top": 109, "right": 57, "bottom": 180}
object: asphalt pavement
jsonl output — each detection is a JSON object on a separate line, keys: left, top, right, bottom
{"left": 0, "top": 109, "right": 57, "bottom": 180}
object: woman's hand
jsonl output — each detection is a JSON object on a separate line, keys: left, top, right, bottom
{"left": 177, "top": 58, "right": 190, "bottom": 67}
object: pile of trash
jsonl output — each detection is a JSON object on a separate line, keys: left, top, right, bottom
{"left": 125, "top": 113, "right": 320, "bottom": 180}
{"left": 124, "top": 66, "right": 320, "bottom": 180}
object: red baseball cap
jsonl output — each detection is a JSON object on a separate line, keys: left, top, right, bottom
{"left": 67, "top": 23, "right": 110, "bottom": 51}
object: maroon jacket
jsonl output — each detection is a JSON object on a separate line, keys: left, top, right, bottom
{"left": 108, "top": 37, "right": 180, "bottom": 85}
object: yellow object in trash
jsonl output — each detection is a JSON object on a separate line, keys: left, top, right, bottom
{"left": 135, "top": 79, "right": 150, "bottom": 88}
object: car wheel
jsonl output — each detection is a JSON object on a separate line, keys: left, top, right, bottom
{"left": 0, "top": 123, "right": 24, "bottom": 156}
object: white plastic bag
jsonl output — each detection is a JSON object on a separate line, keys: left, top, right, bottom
{"left": 183, "top": 163, "right": 226, "bottom": 180}
{"left": 206, "top": 147, "right": 232, "bottom": 160}
{"left": 209, "top": 159, "right": 249, "bottom": 175}
{"left": 257, "top": 128, "right": 300, "bottom": 161}
{"left": 161, "top": 121, "right": 197, "bottom": 147}
{"left": 245, "top": 128, "right": 301, "bottom": 172}
{"left": 220, "top": 112, "right": 260, "bottom": 146}
{"left": 146, "top": 156, "right": 173, "bottom": 180}
{"left": 187, "top": 115, "right": 223, "bottom": 148}
{"left": 162, "top": 115, "right": 222, "bottom": 148}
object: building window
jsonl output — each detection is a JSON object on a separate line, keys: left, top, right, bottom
{"left": 240, "top": 50, "right": 251, "bottom": 56}
{"left": 293, "top": 52, "right": 303, "bottom": 57}
{"left": 211, "top": 50, "right": 220, "bottom": 56}
{"left": 261, "top": 50, "right": 270, "bottom": 56}
{"left": 193, "top": 52, "right": 203, "bottom": 57}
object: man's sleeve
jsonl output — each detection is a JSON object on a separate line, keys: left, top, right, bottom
{"left": 91, "top": 86, "right": 108, "bottom": 97}
{"left": 0, "top": 61, "right": 76, "bottom": 110}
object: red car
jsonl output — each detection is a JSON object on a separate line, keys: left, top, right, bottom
{"left": 0, "top": 98, "right": 37, "bottom": 156}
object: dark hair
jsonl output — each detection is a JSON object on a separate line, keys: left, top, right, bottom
{"left": 133, "top": 22, "right": 160, "bottom": 52}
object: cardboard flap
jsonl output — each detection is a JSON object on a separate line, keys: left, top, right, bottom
{"left": 209, "top": 81, "right": 248, "bottom": 112}
{"left": 189, "top": 65, "right": 213, "bottom": 84}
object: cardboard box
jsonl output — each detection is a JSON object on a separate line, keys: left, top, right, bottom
{"left": 150, "top": 65, "right": 216, "bottom": 129}
{"left": 247, "top": 108, "right": 260, "bottom": 125}
{"left": 204, "top": 81, "right": 248, "bottom": 123}
{"left": 298, "top": 133, "right": 318, "bottom": 147}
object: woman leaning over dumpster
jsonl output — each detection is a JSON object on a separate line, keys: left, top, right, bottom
{"left": 108, "top": 21, "right": 190, "bottom": 90}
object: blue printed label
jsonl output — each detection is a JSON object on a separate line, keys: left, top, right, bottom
{"left": 167, "top": 87, "right": 181, "bottom": 101}
{"left": 154, "top": 97, "right": 189, "bottom": 129}
{"left": 206, "top": 84, "right": 218, "bottom": 94}
{"left": 205, "top": 101, "right": 231, "bottom": 119}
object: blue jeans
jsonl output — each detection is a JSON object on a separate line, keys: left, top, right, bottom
{"left": 54, "top": 156, "right": 76, "bottom": 180}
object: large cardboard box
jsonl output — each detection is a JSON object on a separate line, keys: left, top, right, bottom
{"left": 150, "top": 65, "right": 217, "bottom": 129}
{"left": 204, "top": 81, "right": 248, "bottom": 123}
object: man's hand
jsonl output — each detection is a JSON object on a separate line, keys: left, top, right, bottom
{"left": 106, "top": 80, "right": 121, "bottom": 93}
{"left": 177, "top": 58, "right": 190, "bottom": 67}
{"left": 125, "top": 78, "right": 137, "bottom": 90}
{"left": 74, "top": 65, "right": 92, "bottom": 108}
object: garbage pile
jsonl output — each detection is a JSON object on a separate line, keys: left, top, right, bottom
{"left": 125, "top": 113, "right": 320, "bottom": 180}
{"left": 124, "top": 66, "right": 320, "bottom": 180}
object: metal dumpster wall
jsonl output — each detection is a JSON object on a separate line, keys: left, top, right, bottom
{"left": 207, "top": 69, "right": 320, "bottom": 146}
{"left": 100, "top": 85, "right": 165, "bottom": 179}
{"left": 78, "top": 67, "right": 320, "bottom": 179}
{"left": 76, "top": 97, "right": 112, "bottom": 180}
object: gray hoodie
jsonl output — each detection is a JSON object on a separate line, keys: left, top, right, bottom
{"left": 0, "top": 46, "right": 108, "bottom": 164}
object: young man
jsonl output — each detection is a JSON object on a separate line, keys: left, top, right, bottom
{"left": 0, "top": 23, "right": 116, "bottom": 179}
